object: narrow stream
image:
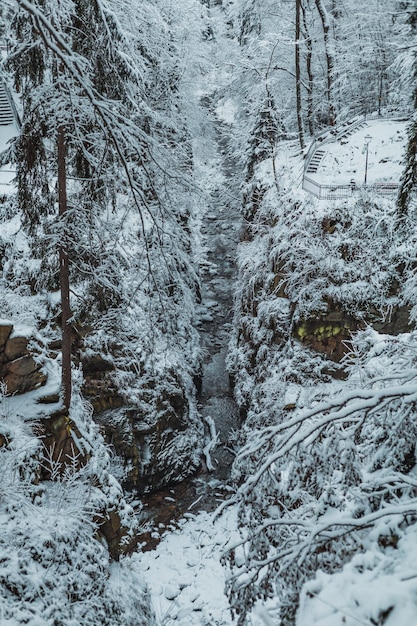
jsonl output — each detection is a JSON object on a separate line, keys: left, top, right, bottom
{"left": 139, "top": 110, "right": 242, "bottom": 550}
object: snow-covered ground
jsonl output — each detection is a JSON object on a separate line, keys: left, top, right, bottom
{"left": 297, "top": 521, "right": 417, "bottom": 626}
{"left": 138, "top": 506, "right": 279, "bottom": 626}
{"left": 138, "top": 509, "right": 236, "bottom": 625}
{"left": 307, "top": 119, "right": 407, "bottom": 186}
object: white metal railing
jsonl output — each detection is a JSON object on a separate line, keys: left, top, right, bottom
{"left": 303, "top": 175, "right": 399, "bottom": 200}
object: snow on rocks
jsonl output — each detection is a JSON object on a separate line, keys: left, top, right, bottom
{"left": 139, "top": 509, "right": 235, "bottom": 624}
{"left": 137, "top": 505, "right": 279, "bottom": 625}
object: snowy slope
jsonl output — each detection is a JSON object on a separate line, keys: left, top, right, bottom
{"left": 306, "top": 119, "right": 407, "bottom": 186}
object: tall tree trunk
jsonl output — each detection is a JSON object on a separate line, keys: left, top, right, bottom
{"left": 295, "top": 0, "right": 305, "bottom": 149}
{"left": 57, "top": 125, "right": 72, "bottom": 412}
{"left": 301, "top": 0, "right": 314, "bottom": 135}
{"left": 315, "top": 0, "right": 336, "bottom": 126}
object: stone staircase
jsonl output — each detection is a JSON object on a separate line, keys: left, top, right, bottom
{"left": 0, "top": 82, "right": 14, "bottom": 126}
{"left": 306, "top": 148, "right": 326, "bottom": 174}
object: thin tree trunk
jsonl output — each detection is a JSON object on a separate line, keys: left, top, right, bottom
{"left": 295, "top": 0, "right": 305, "bottom": 149}
{"left": 315, "top": 0, "right": 336, "bottom": 126}
{"left": 57, "top": 125, "right": 72, "bottom": 412}
{"left": 301, "top": 0, "right": 314, "bottom": 135}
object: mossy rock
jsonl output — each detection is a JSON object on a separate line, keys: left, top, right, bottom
{"left": 293, "top": 315, "right": 359, "bottom": 362}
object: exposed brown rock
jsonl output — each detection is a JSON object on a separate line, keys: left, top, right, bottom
{"left": 2, "top": 354, "right": 47, "bottom": 394}
{"left": 81, "top": 353, "right": 114, "bottom": 374}
{"left": 4, "top": 336, "right": 29, "bottom": 361}
{"left": 36, "top": 393, "right": 61, "bottom": 405}
{"left": 96, "top": 383, "right": 201, "bottom": 494}
{"left": 0, "top": 323, "right": 13, "bottom": 348}
{"left": 370, "top": 305, "right": 412, "bottom": 336}
{"left": 40, "top": 410, "right": 90, "bottom": 478}
{"left": 4, "top": 354, "right": 38, "bottom": 376}
{"left": 95, "top": 510, "right": 130, "bottom": 560}
{"left": 3, "top": 369, "right": 47, "bottom": 395}
{"left": 293, "top": 314, "right": 359, "bottom": 362}
{"left": 82, "top": 378, "right": 124, "bottom": 413}
{"left": 292, "top": 304, "right": 412, "bottom": 366}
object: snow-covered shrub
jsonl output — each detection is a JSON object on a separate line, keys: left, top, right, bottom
{"left": 225, "top": 329, "right": 417, "bottom": 624}
{"left": 297, "top": 519, "right": 417, "bottom": 626}
{"left": 0, "top": 481, "right": 155, "bottom": 626}
{"left": 0, "top": 382, "right": 156, "bottom": 625}
{"left": 261, "top": 191, "right": 412, "bottom": 323}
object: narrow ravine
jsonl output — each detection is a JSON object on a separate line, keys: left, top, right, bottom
{"left": 197, "top": 126, "right": 241, "bottom": 482}
{"left": 139, "top": 107, "right": 242, "bottom": 548}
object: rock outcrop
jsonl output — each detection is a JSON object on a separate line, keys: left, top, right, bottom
{"left": 96, "top": 380, "right": 202, "bottom": 494}
{"left": 292, "top": 302, "right": 411, "bottom": 364}
{"left": 0, "top": 322, "right": 47, "bottom": 394}
{"left": 0, "top": 320, "right": 202, "bottom": 496}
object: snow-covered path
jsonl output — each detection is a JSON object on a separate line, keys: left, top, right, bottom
{"left": 138, "top": 508, "right": 239, "bottom": 625}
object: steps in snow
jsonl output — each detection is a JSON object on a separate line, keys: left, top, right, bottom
{"left": 0, "top": 83, "right": 14, "bottom": 126}
{"left": 338, "top": 120, "right": 367, "bottom": 141}
{"left": 306, "top": 149, "right": 326, "bottom": 173}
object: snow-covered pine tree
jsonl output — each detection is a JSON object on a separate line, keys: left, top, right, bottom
{"left": 5, "top": 0, "right": 144, "bottom": 411}
{"left": 398, "top": 3, "right": 417, "bottom": 215}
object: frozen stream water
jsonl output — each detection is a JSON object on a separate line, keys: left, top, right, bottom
{"left": 139, "top": 111, "right": 242, "bottom": 547}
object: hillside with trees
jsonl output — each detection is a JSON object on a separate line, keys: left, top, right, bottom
{"left": 0, "top": 1, "right": 416, "bottom": 625}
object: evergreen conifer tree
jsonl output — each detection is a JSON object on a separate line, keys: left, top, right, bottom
{"left": 398, "top": 5, "right": 417, "bottom": 215}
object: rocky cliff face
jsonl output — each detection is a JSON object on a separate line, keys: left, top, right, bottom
{"left": 92, "top": 378, "right": 202, "bottom": 494}
{"left": 0, "top": 323, "right": 136, "bottom": 560}
{"left": 1, "top": 336, "right": 202, "bottom": 499}
{"left": 234, "top": 198, "right": 413, "bottom": 379}
{"left": 0, "top": 320, "right": 202, "bottom": 496}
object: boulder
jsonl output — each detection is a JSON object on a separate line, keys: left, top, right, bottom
{"left": 370, "top": 305, "right": 412, "bottom": 336}
{"left": 5, "top": 354, "right": 38, "bottom": 376}
{"left": 4, "top": 336, "right": 29, "bottom": 361}
{"left": 3, "top": 354, "right": 46, "bottom": 394}
{"left": 3, "top": 368, "right": 47, "bottom": 395}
